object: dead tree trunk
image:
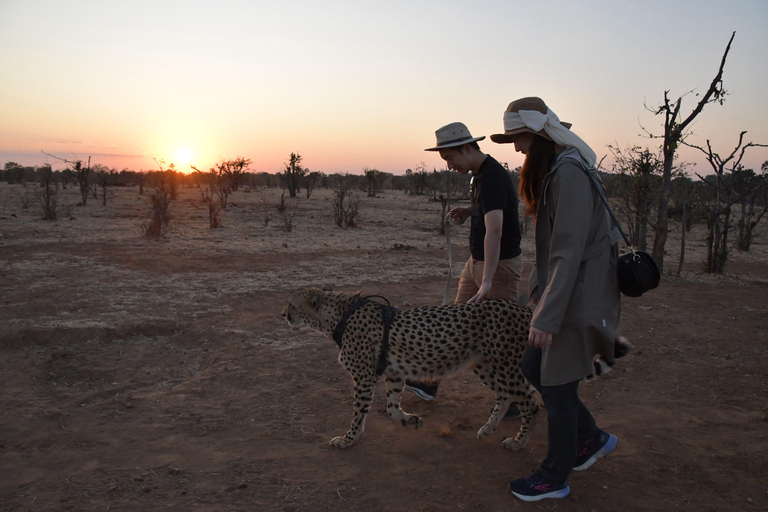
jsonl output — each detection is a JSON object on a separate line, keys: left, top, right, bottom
{"left": 650, "top": 32, "right": 735, "bottom": 273}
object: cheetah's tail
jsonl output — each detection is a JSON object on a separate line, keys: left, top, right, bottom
{"left": 587, "top": 336, "right": 631, "bottom": 380}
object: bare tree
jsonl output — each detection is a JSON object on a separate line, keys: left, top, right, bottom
{"left": 331, "top": 173, "right": 360, "bottom": 227}
{"left": 669, "top": 176, "right": 705, "bottom": 275}
{"left": 735, "top": 161, "right": 768, "bottom": 251}
{"left": 304, "top": 171, "right": 323, "bottom": 199}
{"left": 4, "top": 162, "right": 26, "bottom": 184}
{"left": 42, "top": 151, "right": 92, "bottom": 205}
{"left": 35, "top": 164, "right": 59, "bottom": 220}
{"left": 216, "top": 157, "right": 251, "bottom": 192}
{"left": 280, "top": 152, "right": 306, "bottom": 198}
{"left": 136, "top": 171, "right": 146, "bottom": 195}
{"left": 608, "top": 145, "right": 663, "bottom": 250}
{"left": 686, "top": 132, "right": 768, "bottom": 273}
{"left": 645, "top": 31, "right": 735, "bottom": 272}
{"left": 199, "top": 185, "right": 222, "bottom": 228}
{"left": 93, "top": 164, "right": 115, "bottom": 206}
{"left": 257, "top": 187, "right": 275, "bottom": 226}
{"left": 191, "top": 164, "right": 231, "bottom": 209}
{"left": 141, "top": 171, "right": 174, "bottom": 238}
{"left": 407, "top": 163, "right": 429, "bottom": 195}
{"left": 364, "top": 167, "right": 380, "bottom": 197}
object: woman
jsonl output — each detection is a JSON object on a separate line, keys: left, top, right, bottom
{"left": 490, "top": 97, "right": 621, "bottom": 502}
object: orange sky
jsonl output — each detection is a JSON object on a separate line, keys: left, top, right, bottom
{"left": 1, "top": 1, "right": 767, "bottom": 176}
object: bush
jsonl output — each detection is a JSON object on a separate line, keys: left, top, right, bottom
{"left": 35, "top": 167, "right": 59, "bottom": 220}
{"left": 332, "top": 188, "right": 360, "bottom": 228}
{"left": 140, "top": 175, "right": 173, "bottom": 238}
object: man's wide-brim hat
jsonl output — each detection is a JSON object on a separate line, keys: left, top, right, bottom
{"left": 425, "top": 122, "right": 485, "bottom": 151}
{"left": 490, "top": 97, "right": 572, "bottom": 144}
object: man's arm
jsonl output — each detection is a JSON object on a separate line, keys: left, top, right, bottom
{"left": 467, "top": 209, "right": 502, "bottom": 302}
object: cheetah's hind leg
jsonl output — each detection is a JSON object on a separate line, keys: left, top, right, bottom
{"left": 477, "top": 393, "right": 513, "bottom": 439}
{"left": 501, "top": 397, "right": 539, "bottom": 451}
{"left": 384, "top": 375, "right": 422, "bottom": 429}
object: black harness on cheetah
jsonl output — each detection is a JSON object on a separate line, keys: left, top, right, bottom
{"left": 332, "top": 295, "right": 398, "bottom": 376}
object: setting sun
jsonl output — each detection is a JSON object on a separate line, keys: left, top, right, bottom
{"left": 174, "top": 147, "right": 193, "bottom": 167}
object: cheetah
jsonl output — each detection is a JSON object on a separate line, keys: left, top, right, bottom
{"left": 282, "top": 287, "right": 542, "bottom": 450}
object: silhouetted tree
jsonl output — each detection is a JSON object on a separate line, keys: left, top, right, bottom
{"left": 608, "top": 145, "right": 663, "bottom": 250}
{"left": 216, "top": 157, "right": 251, "bottom": 191}
{"left": 687, "top": 132, "right": 767, "bottom": 273}
{"left": 141, "top": 171, "right": 173, "bottom": 238}
{"left": 645, "top": 31, "right": 735, "bottom": 272}
{"left": 735, "top": 161, "right": 768, "bottom": 251}
{"left": 35, "top": 165, "right": 59, "bottom": 220}
{"left": 280, "top": 153, "right": 306, "bottom": 198}
{"left": 304, "top": 171, "right": 323, "bottom": 199}
{"left": 42, "top": 151, "right": 92, "bottom": 205}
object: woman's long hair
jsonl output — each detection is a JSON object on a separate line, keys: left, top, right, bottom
{"left": 519, "top": 135, "right": 557, "bottom": 221}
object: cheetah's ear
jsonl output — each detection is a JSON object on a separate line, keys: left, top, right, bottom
{"left": 306, "top": 288, "right": 325, "bottom": 310}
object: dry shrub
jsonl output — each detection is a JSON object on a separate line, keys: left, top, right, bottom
{"left": 257, "top": 188, "right": 274, "bottom": 226}
{"left": 276, "top": 192, "right": 287, "bottom": 213}
{"left": 12, "top": 184, "right": 33, "bottom": 210}
{"left": 332, "top": 188, "right": 360, "bottom": 228}
{"left": 140, "top": 175, "right": 173, "bottom": 238}
{"left": 199, "top": 186, "right": 222, "bottom": 228}
{"left": 35, "top": 168, "right": 59, "bottom": 220}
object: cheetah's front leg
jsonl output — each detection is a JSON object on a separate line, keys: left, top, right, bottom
{"left": 384, "top": 376, "right": 422, "bottom": 429}
{"left": 329, "top": 377, "right": 375, "bottom": 448}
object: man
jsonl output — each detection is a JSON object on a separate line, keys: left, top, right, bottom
{"left": 405, "top": 122, "right": 523, "bottom": 413}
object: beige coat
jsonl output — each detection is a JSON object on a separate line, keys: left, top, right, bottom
{"left": 528, "top": 150, "right": 621, "bottom": 386}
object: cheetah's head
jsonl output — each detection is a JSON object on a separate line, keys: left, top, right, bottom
{"left": 282, "top": 287, "right": 360, "bottom": 334}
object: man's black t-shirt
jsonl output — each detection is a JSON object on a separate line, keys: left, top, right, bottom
{"left": 468, "top": 156, "right": 522, "bottom": 261}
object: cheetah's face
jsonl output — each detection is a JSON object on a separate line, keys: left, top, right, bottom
{"left": 282, "top": 289, "right": 317, "bottom": 326}
{"left": 281, "top": 287, "right": 341, "bottom": 331}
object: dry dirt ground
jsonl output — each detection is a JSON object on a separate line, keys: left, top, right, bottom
{"left": 1, "top": 182, "right": 766, "bottom": 512}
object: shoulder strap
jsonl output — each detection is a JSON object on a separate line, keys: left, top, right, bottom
{"left": 553, "top": 157, "right": 632, "bottom": 248}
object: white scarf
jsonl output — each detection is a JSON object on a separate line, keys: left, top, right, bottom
{"left": 503, "top": 108, "right": 596, "bottom": 167}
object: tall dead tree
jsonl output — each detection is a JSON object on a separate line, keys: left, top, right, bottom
{"left": 647, "top": 31, "right": 735, "bottom": 273}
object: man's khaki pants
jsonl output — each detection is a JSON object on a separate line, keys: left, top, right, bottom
{"left": 454, "top": 255, "right": 524, "bottom": 304}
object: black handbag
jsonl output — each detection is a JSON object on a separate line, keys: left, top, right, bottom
{"left": 617, "top": 248, "right": 660, "bottom": 297}
{"left": 581, "top": 165, "right": 660, "bottom": 297}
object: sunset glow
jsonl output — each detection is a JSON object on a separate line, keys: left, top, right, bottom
{"left": 174, "top": 148, "right": 193, "bottom": 168}
{"left": 1, "top": 1, "right": 767, "bottom": 175}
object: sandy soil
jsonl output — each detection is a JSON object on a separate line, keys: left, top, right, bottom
{"left": 1, "top": 182, "right": 766, "bottom": 512}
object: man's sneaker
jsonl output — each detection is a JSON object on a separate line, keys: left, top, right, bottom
{"left": 509, "top": 471, "right": 570, "bottom": 502}
{"left": 573, "top": 429, "right": 618, "bottom": 471}
{"left": 404, "top": 381, "right": 438, "bottom": 401}
{"left": 503, "top": 404, "right": 521, "bottom": 420}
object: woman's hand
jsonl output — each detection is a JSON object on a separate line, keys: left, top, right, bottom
{"left": 528, "top": 326, "right": 553, "bottom": 348}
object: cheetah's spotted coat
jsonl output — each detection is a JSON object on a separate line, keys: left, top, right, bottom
{"left": 282, "top": 288, "right": 539, "bottom": 449}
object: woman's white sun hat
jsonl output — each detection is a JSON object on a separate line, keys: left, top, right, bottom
{"left": 490, "top": 96, "right": 596, "bottom": 166}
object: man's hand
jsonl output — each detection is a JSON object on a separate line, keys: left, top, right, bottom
{"left": 448, "top": 207, "right": 471, "bottom": 225}
{"left": 466, "top": 282, "right": 492, "bottom": 303}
